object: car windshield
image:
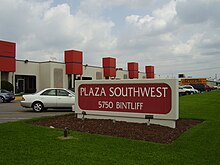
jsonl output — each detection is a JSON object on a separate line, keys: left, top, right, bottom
{"left": 41, "top": 89, "right": 56, "bottom": 96}
{"left": 32, "top": 88, "right": 75, "bottom": 96}
{"left": 67, "top": 89, "right": 75, "bottom": 96}
{"left": 0, "top": 89, "right": 9, "bottom": 93}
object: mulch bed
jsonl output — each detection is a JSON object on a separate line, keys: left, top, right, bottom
{"left": 32, "top": 114, "right": 202, "bottom": 144}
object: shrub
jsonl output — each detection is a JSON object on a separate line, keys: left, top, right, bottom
{"left": 1, "top": 80, "right": 14, "bottom": 92}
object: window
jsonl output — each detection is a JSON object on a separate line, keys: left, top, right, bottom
{"left": 123, "top": 74, "right": 128, "bottom": 79}
{"left": 54, "top": 68, "right": 63, "bottom": 88}
{"left": 57, "top": 89, "right": 69, "bottom": 96}
{"left": 96, "top": 72, "right": 102, "bottom": 80}
{"left": 41, "top": 89, "right": 56, "bottom": 96}
{"left": 1, "top": 90, "right": 7, "bottom": 93}
{"left": 184, "top": 86, "right": 192, "bottom": 89}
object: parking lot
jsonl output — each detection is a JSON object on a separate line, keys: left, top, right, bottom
{"left": 0, "top": 100, "right": 73, "bottom": 123}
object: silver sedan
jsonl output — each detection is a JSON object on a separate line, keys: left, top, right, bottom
{"left": 20, "top": 88, "right": 75, "bottom": 112}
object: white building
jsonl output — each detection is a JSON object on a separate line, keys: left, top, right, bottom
{"left": 0, "top": 60, "right": 146, "bottom": 94}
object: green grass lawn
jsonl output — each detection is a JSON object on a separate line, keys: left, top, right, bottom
{"left": 0, "top": 91, "right": 220, "bottom": 164}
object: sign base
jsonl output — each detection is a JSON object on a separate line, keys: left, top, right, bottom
{"left": 76, "top": 113, "right": 176, "bottom": 128}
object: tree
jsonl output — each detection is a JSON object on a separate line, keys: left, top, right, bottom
{"left": 1, "top": 80, "right": 14, "bottom": 92}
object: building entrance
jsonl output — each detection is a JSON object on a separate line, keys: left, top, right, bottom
{"left": 15, "top": 75, "right": 36, "bottom": 94}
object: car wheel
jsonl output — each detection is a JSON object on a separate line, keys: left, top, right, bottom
{"left": 186, "top": 91, "right": 191, "bottom": 95}
{"left": 32, "top": 102, "right": 44, "bottom": 112}
{"left": 0, "top": 97, "right": 4, "bottom": 103}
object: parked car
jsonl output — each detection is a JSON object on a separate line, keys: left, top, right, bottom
{"left": 20, "top": 88, "right": 75, "bottom": 112}
{"left": 182, "top": 85, "right": 199, "bottom": 94}
{"left": 190, "top": 84, "right": 205, "bottom": 93}
{"left": 178, "top": 86, "right": 187, "bottom": 96}
{"left": 204, "top": 85, "right": 212, "bottom": 92}
{"left": 0, "top": 89, "right": 15, "bottom": 103}
{"left": 213, "top": 86, "right": 220, "bottom": 90}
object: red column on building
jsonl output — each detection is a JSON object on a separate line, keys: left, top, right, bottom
{"left": 0, "top": 40, "right": 16, "bottom": 72}
{"left": 128, "top": 62, "right": 139, "bottom": 79}
{"left": 64, "top": 50, "right": 83, "bottom": 90}
{"left": 64, "top": 50, "right": 83, "bottom": 75}
{"left": 102, "top": 57, "right": 116, "bottom": 79}
{"left": 145, "top": 66, "right": 155, "bottom": 79}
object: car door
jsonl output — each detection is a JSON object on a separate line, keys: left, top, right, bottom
{"left": 40, "top": 89, "right": 57, "bottom": 107}
{"left": 56, "top": 89, "right": 75, "bottom": 108}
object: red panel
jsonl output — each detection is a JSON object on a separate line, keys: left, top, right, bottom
{"left": 147, "top": 73, "right": 154, "bottom": 79}
{"left": 78, "top": 83, "right": 172, "bottom": 114}
{"left": 145, "top": 66, "right": 154, "bottom": 73}
{"left": 64, "top": 50, "right": 83, "bottom": 63}
{"left": 0, "top": 57, "right": 16, "bottom": 72}
{"left": 103, "top": 57, "right": 116, "bottom": 78}
{"left": 66, "top": 63, "right": 83, "bottom": 75}
{"left": 103, "top": 57, "right": 116, "bottom": 68}
{"left": 128, "top": 62, "right": 138, "bottom": 71}
{"left": 145, "top": 66, "right": 155, "bottom": 79}
{"left": 129, "top": 71, "right": 139, "bottom": 79}
{"left": 104, "top": 68, "right": 116, "bottom": 77}
{"left": 0, "top": 40, "right": 16, "bottom": 57}
{"left": 128, "top": 62, "right": 139, "bottom": 79}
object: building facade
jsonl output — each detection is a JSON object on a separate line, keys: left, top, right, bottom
{"left": 0, "top": 60, "right": 146, "bottom": 94}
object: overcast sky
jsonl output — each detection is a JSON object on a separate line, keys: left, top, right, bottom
{"left": 1, "top": 0, "right": 220, "bottom": 79}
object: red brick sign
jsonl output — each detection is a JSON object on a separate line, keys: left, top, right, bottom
{"left": 78, "top": 83, "right": 172, "bottom": 114}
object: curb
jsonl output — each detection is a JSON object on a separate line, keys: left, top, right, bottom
{"left": 15, "top": 96, "right": 22, "bottom": 101}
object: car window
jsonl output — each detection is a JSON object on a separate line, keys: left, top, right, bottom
{"left": 41, "top": 89, "right": 56, "bottom": 96}
{"left": 1, "top": 89, "right": 8, "bottom": 93}
{"left": 57, "top": 89, "right": 70, "bottom": 96}
{"left": 67, "top": 89, "right": 75, "bottom": 96}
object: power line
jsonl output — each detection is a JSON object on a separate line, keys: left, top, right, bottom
{"left": 158, "top": 66, "right": 220, "bottom": 76}
{"left": 180, "top": 66, "right": 220, "bottom": 73}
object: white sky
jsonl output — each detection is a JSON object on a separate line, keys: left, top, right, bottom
{"left": 0, "top": 0, "right": 220, "bottom": 79}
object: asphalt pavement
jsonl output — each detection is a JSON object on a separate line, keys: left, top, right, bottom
{"left": 0, "top": 101, "right": 73, "bottom": 123}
